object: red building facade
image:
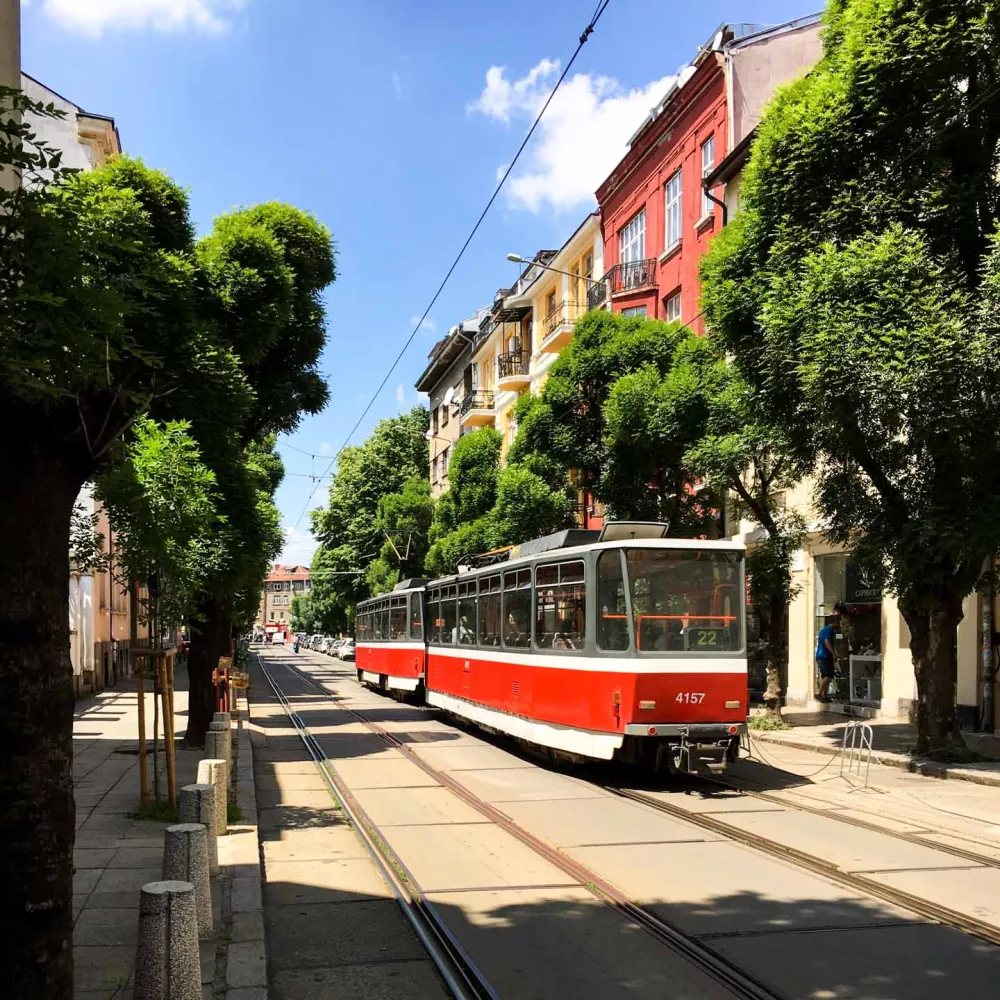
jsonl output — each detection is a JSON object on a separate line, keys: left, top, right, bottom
{"left": 595, "top": 27, "right": 740, "bottom": 330}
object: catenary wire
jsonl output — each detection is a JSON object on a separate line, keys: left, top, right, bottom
{"left": 292, "top": 0, "right": 613, "bottom": 531}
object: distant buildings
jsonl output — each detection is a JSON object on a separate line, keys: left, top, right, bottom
{"left": 256, "top": 565, "right": 312, "bottom": 629}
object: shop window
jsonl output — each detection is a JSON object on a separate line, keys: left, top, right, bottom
{"left": 814, "top": 554, "right": 883, "bottom": 704}
{"left": 534, "top": 561, "right": 586, "bottom": 650}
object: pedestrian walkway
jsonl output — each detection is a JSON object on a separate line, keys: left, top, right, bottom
{"left": 749, "top": 709, "right": 1000, "bottom": 786}
{"left": 72, "top": 668, "right": 266, "bottom": 999}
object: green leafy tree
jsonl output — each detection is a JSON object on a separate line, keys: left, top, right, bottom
{"left": 0, "top": 85, "right": 335, "bottom": 989}
{"left": 97, "top": 418, "right": 222, "bottom": 630}
{"left": 0, "top": 130, "right": 206, "bottom": 994}
{"left": 290, "top": 593, "right": 318, "bottom": 633}
{"left": 700, "top": 0, "right": 1000, "bottom": 753}
{"left": 365, "top": 475, "right": 435, "bottom": 596}
{"left": 425, "top": 427, "right": 572, "bottom": 576}
{"left": 311, "top": 407, "right": 429, "bottom": 623}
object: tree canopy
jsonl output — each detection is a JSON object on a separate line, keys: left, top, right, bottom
{"left": 700, "top": 0, "right": 1000, "bottom": 752}
{"left": 310, "top": 407, "right": 430, "bottom": 628}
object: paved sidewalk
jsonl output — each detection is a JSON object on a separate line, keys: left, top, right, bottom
{"left": 749, "top": 709, "right": 1000, "bottom": 786}
{"left": 72, "top": 671, "right": 267, "bottom": 999}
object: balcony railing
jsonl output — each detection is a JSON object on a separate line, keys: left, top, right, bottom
{"left": 497, "top": 351, "right": 529, "bottom": 379}
{"left": 587, "top": 280, "right": 607, "bottom": 311}
{"left": 461, "top": 389, "right": 495, "bottom": 414}
{"left": 543, "top": 300, "right": 585, "bottom": 337}
{"left": 607, "top": 258, "right": 657, "bottom": 296}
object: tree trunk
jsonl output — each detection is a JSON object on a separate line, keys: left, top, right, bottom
{"left": 185, "top": 595, "right": 231, "bottom": 747}
{"left": 902, "top": 596, "right": 966, "bottom": 756}
{"left": 763, "top": 591, "right": 788, "bottom": 719}
{"left": 0, "top": 444, "right": 89, "bottom": 998}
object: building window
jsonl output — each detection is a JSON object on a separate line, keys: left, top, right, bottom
{"left": 619, "top": 208, "right": 646, "bottom": 264}
{"left": 272, "top": 582, "right": 281, "bottom": 591}
{"left": 441, "top": 446, "right": 450, "bottom": 478}
{"left": 546, "top": 288, "right": 557, "bottom": 321}
{"left": 432, "top": 406, "right": 439, "bottom": 434}
{"left": 621, "top": 305, "right": 647, "bottom": 318}
{"left": 584, "top": 252, "right": 594, "bottom": 281}
{"left": 665, "top": 170, "right": 683, "bottom": 249}
{"left": 701, "top": 134, "right": 715, "bottom": 218}
{"left": 665, "top": 292, "right": 682, "bottom": 322}
{"left": 441, "top": 402, "right": 449, "bottom": 428}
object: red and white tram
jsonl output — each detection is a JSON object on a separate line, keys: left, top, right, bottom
{"left": 354, "top": 523, "right": 747, "bottom": 774}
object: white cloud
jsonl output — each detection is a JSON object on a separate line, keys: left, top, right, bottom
{"left": 411, "top": 315, "right": 437, "bottom": 334}
{"left": 468, "top": 59, "right": 677, "bottom": 214}
{"left": 318, "top": 441, "right": 332, "bottom": 456}
{"left": 279, "top": 525, "right": 317, "bottom": 568}
{"left": 392, "top": 71, "right": 402, "bottom": 97}
{"left": 41, "top": 0, "right": 246, "bottom": 36}
{"left": 395, "top": 384, "right": 405, "bottom": 405}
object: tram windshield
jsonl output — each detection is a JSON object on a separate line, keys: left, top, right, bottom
{"left": 615, "top": 548, "right": 743, "bottom": 653}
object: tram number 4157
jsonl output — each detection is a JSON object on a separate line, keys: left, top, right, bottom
{"left": 675, "top": 692, "right": 705, "bottom": 704}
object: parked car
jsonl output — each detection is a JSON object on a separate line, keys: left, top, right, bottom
{"left": 321, "top": 637, "right": 337, "bottom": 655}
{"left": 310, "top": 635, "right": 327, "bottom": 650}
{"left": 337, "top": 638, "right": 355, "bottom": 661}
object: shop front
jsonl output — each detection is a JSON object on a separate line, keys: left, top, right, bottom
{"left": 814, "top": 554, "right": 884, "bottom": 711}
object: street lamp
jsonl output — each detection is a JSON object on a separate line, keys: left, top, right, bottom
{"left": 506, "top": 252, "right": 603, "bottom": 288}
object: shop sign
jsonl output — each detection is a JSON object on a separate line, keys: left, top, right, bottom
{"left": 846, "top": 562, "right": 881, "bottom": 605}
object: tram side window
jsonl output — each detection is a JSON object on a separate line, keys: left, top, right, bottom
{"left": 457, "top": 580, "right": 477, "bottom": 644}
{"left": 356, "top": 610, "right": 367, "bottom": 643}
{"left": 477, "top": 575, "right": 502, "bottom": 646}
{"left": 389, "top": 596, "right": 407, "bottom": 640}
{"left": 427, "top": 590, "right": 441, "bottom": 643}
{"left": 597, "top": 551, "right": 630, "bottom": 651}
{"left": 440, "top": 585, "right": 458, "bottom": 644}
{"left": 409, "top": 594, "right": 423, "bottom": 641}
{"left": 502, "top": 570, "right": 532, "bottom": 648}
{"left": 534, "top": 560, "right": 586, "bottom": 650}
{"left": 378, "top": 601, "right": 389, "bottom": 641}
{"left": 625, "top": 548, "right": 743, "bottom": 652}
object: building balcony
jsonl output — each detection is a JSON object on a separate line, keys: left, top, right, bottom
{"left": 497, "top": 350, "right": 530, "bottom": 389}
{"left": 460, "top": 389, "right": 496, "bottom": 427}
{"left": 539, "top": 300, "right": 585, "bottom": 353}
{"left": 587, "top": 280, "right": 608, "bottom": 311}
{"left": 607, "top": 258, "right": 657, "bottom": 297}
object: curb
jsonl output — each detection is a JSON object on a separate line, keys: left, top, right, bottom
{"left": 219, "top": 693, "right": 268, "bottom": 999}
{"left": 749, "top": 730, "right": 1000, "bottom": 788}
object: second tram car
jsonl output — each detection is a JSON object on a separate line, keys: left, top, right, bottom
{"left": 354, "top": 523, "right": 747, "bottom": 774}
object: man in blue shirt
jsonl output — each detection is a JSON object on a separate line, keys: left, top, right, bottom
{"left": 815, "top": 611, "right": 841, "bottom": 703}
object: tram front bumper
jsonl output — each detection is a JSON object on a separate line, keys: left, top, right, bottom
{"left": 624, "top": 722, "right": 745, "bottom": 740}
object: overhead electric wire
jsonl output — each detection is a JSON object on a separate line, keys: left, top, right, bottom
{"left": 292, "top": 0, "right": 613, "bottom": 531}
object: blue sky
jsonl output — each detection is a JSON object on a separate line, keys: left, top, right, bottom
{"left": 22, "top": 0, "right": 814, "bottom": 565}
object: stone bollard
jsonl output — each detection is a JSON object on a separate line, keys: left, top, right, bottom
{"left": 208, "top": 720, "right": 231, "bottom": 768}
{"left": 178, "top": 783, "right": 217, "bottom": 876}
{"left": 162, "top": 824, "right": 212, "bottom": 938}
{"left": 196, "top": 758, "right": 228, "bottom": 836}
{"left": 212, "top": 711, "right": 231, "bottom": 726}
{"left": 134, "top": 880, "right": 201, "bottom": 1000}
{"left": 204, "top": 730, "right": 232, "bottom": 795}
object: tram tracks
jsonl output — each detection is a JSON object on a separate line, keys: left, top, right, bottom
{"left": 261, "top": 654, "right": 788, "bottom": 1000}
{"left": 604, "top": 785, "right": 1000, "bottom": 949}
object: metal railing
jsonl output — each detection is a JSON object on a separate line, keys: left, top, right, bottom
{"left": 497, "top": 351, "right": 529, "bottom": 379}
{"left": 461, "top": 389, "right": 495, "bottom": 414}
{"left": 543, "top": 300, "right": 585, "bottom": 337}
{"left": 587, "top": 280, "right": 607, "bottom": 310}
{"left": 607, "top": 258, "right": 657, "bottom": 296}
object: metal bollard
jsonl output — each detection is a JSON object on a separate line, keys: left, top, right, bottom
{"left": 178, "top": 783, "right": 217, "bottom": 876}
{"left": 196, "top": 758, "right": 228, "bottom": 836}
{"left": 133, "top": 880, "right": 201, "bottom": 1000}
{"left": 162, "top": 824, "right": 212, "bottom": 938}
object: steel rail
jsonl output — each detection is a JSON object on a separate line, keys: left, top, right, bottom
{"left": 704, "top": 774, "right": 1000, "bottom": 871}
{"left": 272, "top": 654, "right": 788, "bottom": 1000}
{"left": 604, "top": 785, "right": 1000, "bottom": 949}
{"left": 255, "top": 652, "right": 500, "bottom": 1000}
